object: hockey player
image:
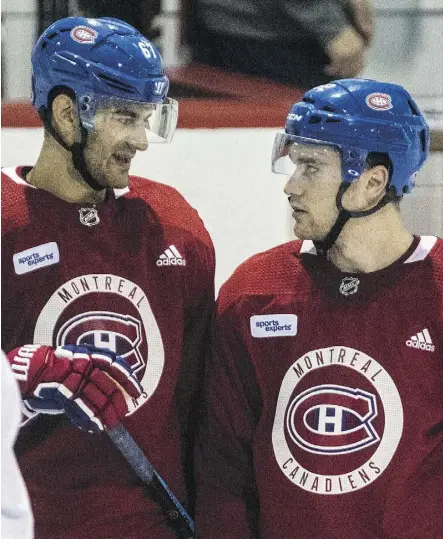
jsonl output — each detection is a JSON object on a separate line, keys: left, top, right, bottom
{"left": 195, "top": 79, "right": 443, "bottom": 538}
{"left": 2, "top": 17, "right": 215, "bottom": 539}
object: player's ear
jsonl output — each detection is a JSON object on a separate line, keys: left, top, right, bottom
{"left": 51, "top": 94, "right": 78, "bottom": 145}
{"left": 364, "top": 165, "right": 390, "bottom": 201}
{"left": 342, "top": 165, "right": 390, "bottom": 212}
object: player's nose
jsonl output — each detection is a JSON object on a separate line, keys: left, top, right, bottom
{"left": 284, "top": 173, "right": 303, "bottom": 197}
{"left": 128, "top": 125, "right": 149, "bottom": 152}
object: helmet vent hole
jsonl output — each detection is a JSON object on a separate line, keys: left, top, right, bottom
{"left": 308, "top": 116, "right": 322, "bottom": 124}
{"left": 47, "top": 32, "right": 58, "bottom": 40}
{"left": 321, "top": 105, "right": 335, "bottom": 112}
{"left": 302, "top": 97, "right": 315, "bottom": 104}
{"left": 408, "top": 100, "right": 420, "bottom": 116}
{"left": 98, "top": 74, "right": 134, "bottom": 93}
{"left": 325, "top": 118, "right": 340, "bottom": 123}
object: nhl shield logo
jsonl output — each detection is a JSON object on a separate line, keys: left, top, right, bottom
{"left": 339, "top": 276, "right": 359, "bottom": 296}
{"left": 79, "top": 207, "right": 100, "bottom": 227}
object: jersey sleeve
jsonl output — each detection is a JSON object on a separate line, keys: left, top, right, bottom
{"left": 195, "top": 294, "right": 261, "bottom": 538}
{"left": 175, "top": 233, "right": 216, "bottom": 511}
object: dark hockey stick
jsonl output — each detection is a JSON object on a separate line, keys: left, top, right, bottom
{"left": 107, "top": 423, "right": 195, "bottom": 539}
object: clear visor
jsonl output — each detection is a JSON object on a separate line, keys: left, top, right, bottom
{"left": 271, "top": 133, "right": 342, "bottom": 176}
{"left": 78, "top": 94, "right": 178, "bottom": 143}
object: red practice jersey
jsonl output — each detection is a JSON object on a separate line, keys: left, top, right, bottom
{"left": 2, "top": 167, "right": 215, "bottom": 539}
{"left": 196, "top": 236, "right": 443, "bottom": 539}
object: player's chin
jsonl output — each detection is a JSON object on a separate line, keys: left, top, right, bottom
{"left": 293, "top": 223, "right": 325, "bottom": 241}
{"left": 293, "top": 222, "right": 312, "bottom": 240}
{"left": 106, "top": 171, "right": 130, "bottom": 189}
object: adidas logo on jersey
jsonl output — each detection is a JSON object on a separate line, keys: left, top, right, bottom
{"left": 156, "top": 245, "right": 186, "bottom": 266}
{"left": 406, "top": 328, "right": 435, "bottom": 352}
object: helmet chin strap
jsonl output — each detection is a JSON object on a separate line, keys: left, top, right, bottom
{"left": 313, "top": 183, "right": 396, "bottom": 256}
{"left": 38, "top": 107, "right": 105, "bottom": 192}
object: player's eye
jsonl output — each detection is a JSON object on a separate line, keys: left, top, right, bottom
{"left": 292, "top": 159, "right": 319, "bottom": 175}
{"left": 116, "top": 115, "right": 136, "bottom": 125}
{"left": 111, "top": 108, "right": 139, "bottom": 125}
{"left": 306, "top": 164, "right": 319, "bottom": 174}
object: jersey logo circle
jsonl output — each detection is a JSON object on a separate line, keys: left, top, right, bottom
{"left": 272, "top": 346, "right": 403, "bottom": 495}
{"left": 34, "top": 274, "right": 165, "bottom": 415}
{"left": 365, "top": 93, "right": 393, "bottom": 111}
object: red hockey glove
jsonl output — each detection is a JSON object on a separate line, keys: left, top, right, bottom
{"left": 7, "top": 344, "right": 143, "bottom": 433}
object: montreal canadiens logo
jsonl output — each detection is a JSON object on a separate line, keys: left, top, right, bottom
{"left": 272, "top": 346, "right": 403, "bottom": 495}
{"left": 56, "top": 311, "right": 146, "bottom": 375}
{"left": 33, "top": 274, "right": 165, "bottom": 414}
{"left": 70, "top": 26, "right": 98, "bottom": 44}
{"left": 366, "top": 93, "right": 393, "bottom": 111}
{"left": 286, "top": 385, "right": 379, "bottom": 454}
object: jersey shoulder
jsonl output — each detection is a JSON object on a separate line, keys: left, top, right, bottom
{"left": 1, "top": 167, "right": 36, "bottom": 234}
{"left": 422, "top": 236, "right": 443, "bottom": 285}
{"left": 128, "top": 175, "right": 213, "bottom": 250}
{"left": 428, "top": 236, "right": 443, "bottom": 260}
{"left": 404, "top": 235, "right": 443, "bottom": 276}
{"left": 218, "top": 240, "right": 308, "bottom": 312}
{"left": 218, "top": 235, "right": 443, "bottom": 313}
{"left": 2, "top": 166, "right": 31, "bottom": 192}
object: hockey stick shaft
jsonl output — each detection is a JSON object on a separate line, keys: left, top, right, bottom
{"left": 107, "top": 423, "right": 195, "bottom": 538}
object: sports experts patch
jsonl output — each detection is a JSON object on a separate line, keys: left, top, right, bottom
{"left": 13, "top": 242, "right": 60, "bottom": 275}
{"left": 250, "top": 314, "right": 298, "bottom": 338}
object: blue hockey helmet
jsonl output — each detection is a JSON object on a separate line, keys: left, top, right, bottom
{"left": 31, "top": 16, "right": 177, "bottom": 142}
{"left": 272, "top": 79, "right": 429, "bottom": 195}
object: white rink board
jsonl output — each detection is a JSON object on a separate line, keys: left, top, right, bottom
{"left": 2, "top": 127, "right": 442, "bottom": 291}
